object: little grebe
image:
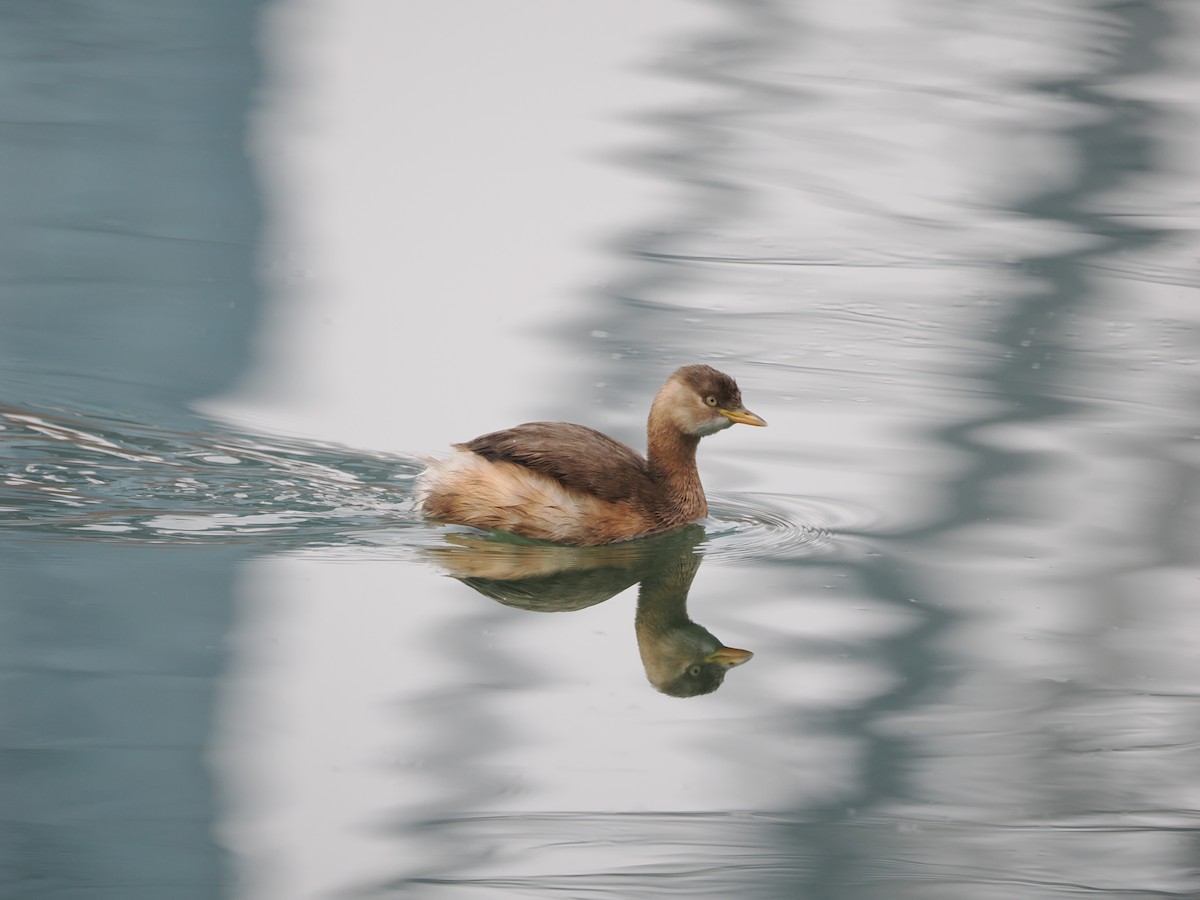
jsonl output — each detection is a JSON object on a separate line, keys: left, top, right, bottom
{"left": 415, "top": 364, "right": 766, "bottom": 545}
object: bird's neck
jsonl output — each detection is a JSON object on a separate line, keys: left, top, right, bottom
{"left": 646, "top": 415, "right": 706, "bottom": 522}
{"left": 634, "top": 546, "right": 716, "bottom": 683}
{"left": 634, "top": 546, "right": 703, "bottom": 642}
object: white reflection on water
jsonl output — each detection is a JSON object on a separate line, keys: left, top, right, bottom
{"left": 198, "top": 0, "right": 1200, "bottom": 896}
{"left": 206, "top": 0, "right": 713, "bottom": 452}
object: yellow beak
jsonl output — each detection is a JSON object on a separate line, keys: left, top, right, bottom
{"left": 705, "top": 646, "right": 754, "bottom": 667}
{"left": 720, "top": 407, "right": 767, "bottom": 427}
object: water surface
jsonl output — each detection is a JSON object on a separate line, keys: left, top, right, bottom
{"left": 2, "top": 1, "right": 1199, "bottom": 898}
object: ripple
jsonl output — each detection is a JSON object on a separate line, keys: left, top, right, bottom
{"left": 0, "top": 403, "right": 426, "bottom": 549}
{"left": 3, "top": 403, "right": 884, "bottom": 562}
{"left": 702, "top": 491, "right": 878, "bottom": 562}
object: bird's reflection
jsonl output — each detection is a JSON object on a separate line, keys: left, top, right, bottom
{"left": 422, "top": 525, "right": 752, "bottom": 697}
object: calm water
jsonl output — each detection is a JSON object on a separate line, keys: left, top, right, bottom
{"left": 3, "top": 1, "right": 1199, "bottom": 898}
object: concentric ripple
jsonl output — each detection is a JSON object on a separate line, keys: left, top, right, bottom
{"left": 701, "top": 491, "right": 879, "bottom": 562}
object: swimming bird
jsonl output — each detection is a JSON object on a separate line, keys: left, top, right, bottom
{"left": 415, "top": 364, "right": 766, "bottom": 545}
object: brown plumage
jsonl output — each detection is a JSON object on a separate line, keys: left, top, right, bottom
{"left": 415, "top": 364, "right": 766, "bottom": 545}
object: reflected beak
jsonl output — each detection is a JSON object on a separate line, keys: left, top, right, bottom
{"left": 720, "top": 407, "right": 767, "bottom": 427}
{"left": 706, "top": 646, "right": 754, "bottom": 667}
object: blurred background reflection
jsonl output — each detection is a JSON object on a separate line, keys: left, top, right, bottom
{"left": 1, "top": 1, "right": 1198, "bottom": 898}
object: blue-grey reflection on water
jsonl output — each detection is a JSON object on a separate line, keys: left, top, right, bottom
{"left": 0, "top": 5, "right": 263, "bottom": 424}
{"left": 0, "top": 3, "right": 267, "bottom": 899}
{"left": 2, "top": 0, "right": 1200, "bottom": 899}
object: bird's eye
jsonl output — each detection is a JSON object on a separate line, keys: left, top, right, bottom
{"left": 705, "top": 396, "right": 718, "bottom": 407}
{"left": 688, "top": 664, "right": 702, "bottom": 676}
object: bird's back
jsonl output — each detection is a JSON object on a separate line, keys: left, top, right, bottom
{"left": 416, "top": 422, "right": 675, "bottom": 544}
{"left": 457, "top": 422, "right": 654, "bottom": 503}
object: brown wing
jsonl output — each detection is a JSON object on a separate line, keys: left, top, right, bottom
{"left": 457, "top": 422, "right": 651, "bottom": 503}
